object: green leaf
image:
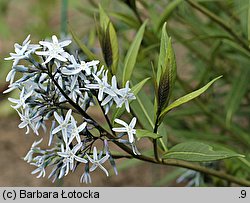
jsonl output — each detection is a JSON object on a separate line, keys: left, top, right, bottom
{"left": 225, "top": 68, "right": 250, "bottom": 126}
{"left": 163, "top": 142, "right": 244, "bottom": 162}
{"left": 111, "top": 78, "right": 150, "bottom": 123}
{"left": 156, "top": 23, "right": 177, "bottom": 116}
{"left": 136, "top": 129, "right": 162, "bottom": 140}
{"left": 69, "top": 27, "right": 98, "bottom": 60}
{"left": 131, "top": 91, "right": 154, "bottom": 130}
{"left": 131, "top": 77, "right": 150, "bottom": 95}
{"left": 122, "top": 20, "right": 147, "bottom": 86}
{"left": 159, "top": 76, "right": 222, "bottom": 121}
{"left": 157, "top": 0, "right": 184, "bottom": 31}
{"left": 99, "top": 5, "right": 119, "bottom": 74}
{"left": 157, "top": 22, "right": 169, "bottom": 84}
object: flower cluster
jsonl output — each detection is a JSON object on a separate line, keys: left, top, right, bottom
{"left": 4, "top": 35, "right": 139, "bottom": 183}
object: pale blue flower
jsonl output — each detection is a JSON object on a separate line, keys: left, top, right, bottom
{"left": 86, "top": 147, "right": 110, "bottom": 176}
{"left": 176, "top": 170, "right": 204, "bottom": 187}
{"left": 36, "top": 35, "right": 71, "bottom": 64}
{"left": 86, "top": 71, "right": 116, "bottom": 101}
{"left": 116, "top": 81, "right": 136, "bottom": 113}
{"left": 52, "top": 109, "right": 72, "bottom": 144}
{"left": 80, "top": 163, "right": 92, "bottom": 184}
{"left": 65, "top": 75, "right": 84, "bottom": 103}
{"left": 4, "top": 35, "right": 39, "bottom": 67}
{"left": 57, "top": 143, "right": 88, "bottom": 177}
{"left": 80, "top": 172, "right": 92, "bottom": 184}
{"left": 113, "top": 117, "right": 137, "bottom": 144}
{"left": 62, "top": 57, "right": 100, "bottom": 76}
{"left": 3, "top": 81, "right": 21, "bottom": 93}
{"left": 8, "top": 87, "right": 33, "bottom": 109}
{"left": 5, "top": 69, "right": 16, "bottom": 84}
{"left": 101, "top": 75, "right": 120, "bottom": 114}
{"left": 68, "top": 116, "right": 87, "bottom": 145}
{"left": 24, "top": 138, "right": 44, "bottom": 163}
{"left": 17, "top": 108, "right": 42, "bottom": 135}
{"left": 48, "top": 120, "right": 56, "bottom": 146}
{"left": 31, "top": 163, "right": 46, "bottom": 178}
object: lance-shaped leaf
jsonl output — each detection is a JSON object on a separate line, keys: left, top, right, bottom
{"left": 122, "top": 20, "right": 147, "bottom": 86}
{"left": 111, "top": 77, "right": 150, "bottom": 123}
{"left": 131, "top": 91, "right": 154, "bottom": 130}
{"left": 162, "top": 142, "right": 244, "bottom": 162}
{"left": 99, "top": 5, "right": 119, "bottom": 75}
{"left": 131, "top": 77, "right": 150, "bottom": 95}
{"left": 159, "top": 76, "right": 222, "bottom": 122}
{"left": 136, "top": 129, "right": 162, "bottom": 140}
{"left": 155, "top": 23, "right": 177, "bottom": 117}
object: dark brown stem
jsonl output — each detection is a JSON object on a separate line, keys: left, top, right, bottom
{"left": 153, "top": 115, "right": 160, "bottom": 162}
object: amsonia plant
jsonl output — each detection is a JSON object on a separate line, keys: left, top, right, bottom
{"left": 3, "top": 5, "right": 249, "bottom": 186}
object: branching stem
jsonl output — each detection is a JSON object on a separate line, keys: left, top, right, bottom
{"left": 43, "top": 65, "right": 250, "bottom": 187}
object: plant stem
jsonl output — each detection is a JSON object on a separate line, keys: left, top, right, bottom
{"left": 97, "top": 99, "right": 116, "bottom": 136}
{"left": 110, "top": 144, "right": 250, "bottom": 186}
{"left": 45, "top": 66, "right": 250, "bottom": 186}
{"left": 153, "top": 115, "right": 160, "bottom": 162}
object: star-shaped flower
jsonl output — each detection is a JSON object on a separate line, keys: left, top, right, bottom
{"left": 112, "top": 117, "right": 137, "bottom": 144}
{"left": 61, "top": 57, "right": 100, "bottom": 76}
{"left": 85, "top": 71, "right": 116, "bottom": 101}
{"left": 86, "top": 147, "right": 110, "bottom": 176}
{"left": 8, "top": 87, "right": 33, "bottom": 109}
{"left": 36, "top": 35, "right": 71, "bottom": 64}
{"left": 5, "top": 35, "right": 39, "bottom": 68}
{"left": 116, "top": 81, "right": 136, "bottom": 113}
{"left": 52, "top": 109, "right": 72, "bottom": 144}
{"left": 57, "top": 143, "right": 88, "bottom": 177}
{"left": 17, "top": 108, "right": 42, "bottom": 135}
{"left": 68, "top": 116, "right": 87, "bottom": 145}
{"left": 101, "top": 76, "right": 120, "bottom": 111}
